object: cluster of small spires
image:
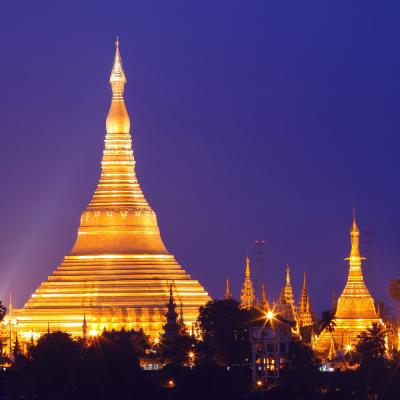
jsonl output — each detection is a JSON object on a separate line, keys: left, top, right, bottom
{"left": 226, "top": 257, "right": 314, "bottom": 330}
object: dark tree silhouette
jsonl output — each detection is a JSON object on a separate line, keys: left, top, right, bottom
{"left": 0, "top": 301, "right": 6, "bottom": 322}
{"left": 197, "top": 299, "right": 261, "bottom": 367}
{"left": 30, "top": 331, "right": 83, "bottom": 398}
{"left": 317, "top": 309, "right": 336, "bottom": 335}
{"left": 276, "top": 338, "right": 321, "bottom": 398}
{"left": 353, "top": 323, "right": 389, "bottom": 398}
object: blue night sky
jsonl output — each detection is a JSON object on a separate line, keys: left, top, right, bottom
{"left": 0, "top": 1, "right": 399, "bottom": 314}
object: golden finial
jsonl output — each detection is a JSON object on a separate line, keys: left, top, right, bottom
{"left": 285, "top": 264, "right": 291, "bottom": 284}
{"left": 245, "top": 253, "right": 251, "bottom": 277}
{"left": 225, "top": 276, "right": 231, "bottom": 300}
{"left": 110, "top": 37, "right": 127, "bottom": 94}
{"left": 347, "top": 207, "right": 365, "bottom": 260}
{"left": 106, "top": 37, "right": 130, "bottom": 134}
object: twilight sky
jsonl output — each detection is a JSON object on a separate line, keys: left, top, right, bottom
{"left": 0, "top": 1, "right": 399, "bottom": 314}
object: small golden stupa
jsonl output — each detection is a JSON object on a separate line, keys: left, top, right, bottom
{"left": 9, "top": 39, "right": 210, "bottom": 340}
{"left": 314, "top": 210, "right": 381, "bottom": 355}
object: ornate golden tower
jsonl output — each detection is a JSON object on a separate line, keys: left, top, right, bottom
{"left": 297, "top": 272, "right": 313, "bottom": 328}
{"left": 274, "top": 265, "right": 296, "bottom": 321}
{"left": 240, "top": 255, "right": 255, "bottom": 309}
{"left": 314, "top": 211, "right": 381, "bottom": 355}
{"left": 8, "top": 40, "right": 210, "bottom": 340}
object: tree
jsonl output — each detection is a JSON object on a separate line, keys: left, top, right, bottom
{"left": 197, "top": 299, "right": 260, "bottom": 366}
{"left": 0, "top": 301, "right": 6, "bottom": 322}
{"left": 354, "top": 323, "right": 389, "bottom": 398}
{"left": 77, "top": 329, "right": 145, "bottom": 399}
{"left": 30, "top": 331, "right": 83, "bottom": 397}
{"left": 317, "top": 309, "right": 336, "bottom": 335}
{"left": 277, "top": 338, "right": 321, "bottom": 398}
{"left": 356, "top": 323, "right": 387, "bottom": 362}
{"left": 160, "top": 333, "right": 196, "bottom": 366}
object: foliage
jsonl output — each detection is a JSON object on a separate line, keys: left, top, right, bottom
{"left": 30, "top": 331, "right": 83, "bottom": 397}
{"left": 356, "top": 322, "right": 387, "bottom": 363}
{"left": 0, "top": 301, "right": 6, "bottom": 322}
{"left": 159, "top": 333, "right": 196, "bottom": 366}
{"left": 197, "top": 299, "right": 261, "bottom": 366}
{"left": 278, "top": 338, "right": 321, "bottom": 398}
{"left": 316, "top": 309, "right": 336, "bottom": 335}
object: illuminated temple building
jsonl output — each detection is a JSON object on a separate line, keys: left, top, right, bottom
{"left": 7, "top": 40, "right": 210, "bottom": 340}
{"left": 314, "top": 212, "right": 382, "bottom": 355}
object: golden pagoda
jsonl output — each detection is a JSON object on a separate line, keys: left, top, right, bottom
{"left": 314, "top": 211, "right": 382, "bottom": 355}
{"left": 240, "top": 255, "right": 255, "bottom": 309}
{"left": 8, "top": 39, "right": 210, "bottom": 340}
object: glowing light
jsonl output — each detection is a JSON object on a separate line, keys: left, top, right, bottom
{"left": 256, "top": 380, "right": 263, "bottom": 386}
{"left": 345, "top": 344, "right": 353, "bottom": 353}
{"left": 188, "top": 351, "right": 195, "bottom": 359}
{"left": 154, "top": 338, "right": 159, "bottom": 345}
{"left": 266, "top": 311, "right": 274, "bottom": 320}
{"left": 89, "top": 329, "right": 99, "bottom": 337}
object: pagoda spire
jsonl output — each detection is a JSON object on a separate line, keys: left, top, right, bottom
{"left": 106, "top": 37, "right": 130, "bottom": 134}
{"left": 240, "top": 254, "right": 255, "bottom": 309}
{"left": 225, "top": 276, "right": 232, "bottom": 300}
{"left": 259, "top": 283, "right": 269, "bottom": 311}
{"left": 110, "top": 36, "right": 127, "bottom": 98}
{"left": 283, "top": 264, "right": 295, "bottom": 309}
{"left": 297, "top": 272, "right": 313, "bottom": 328}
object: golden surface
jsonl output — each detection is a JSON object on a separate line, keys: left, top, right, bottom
{"left": 314, "top": 214, "right": 381, "bottom": 355}
{"left": 240, "top": 256, "right": 255, "bottom": 309}
{"left": 9, "top": 40, "right": 210, "bottom": 339}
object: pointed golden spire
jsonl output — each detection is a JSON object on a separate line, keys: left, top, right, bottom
{"left": 110, "top": 36, "right": 127, "bottom": 97}
{"left": 259, "top": 283, "right": 269, "bottom": 311}
{"left": 225, "top": 276, "right": 232, "bottom": 300}
{"left": 298, "top": 271, "right": 313, "bottom": 328}
{"left": 106, "top": 37, "right": 130, "bottom": 134}
{"left": 286, "top": 264, "right": 291, "bottom": 284}
{"left": 240, "top": 254, "right": 255, "bottom": 309}
{"left": 284, "top": 264, "right": 294, "bottom": 305}
{"left": 245, "top": 254, "right": 251, "bottom": 278}
{"left": 348, "top": 205, "right": 362, "bottom": 259}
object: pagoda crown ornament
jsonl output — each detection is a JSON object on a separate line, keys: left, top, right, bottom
{"left": 240, "top": 255, "right": 255, "bottom": 309}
